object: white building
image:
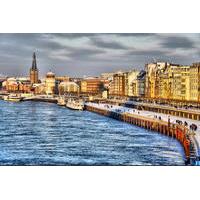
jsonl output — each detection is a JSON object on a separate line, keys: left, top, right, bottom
{"left": 45, "top": 71, "right": 56, "bottom": 95}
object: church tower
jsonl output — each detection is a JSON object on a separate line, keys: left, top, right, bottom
{"left": 30, "top": 52, "right": 39, "bottom": 84}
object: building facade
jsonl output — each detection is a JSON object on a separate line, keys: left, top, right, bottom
{"left": 58, "top": 81, "right": 79, "bottom": 95}
{"left": 45, "top": 71, "right": 56, "bottom": 95}
{"left": 124, "top": 70, "right": 140, "bottom": 97}
{"left": 144, "top": 61, "right": 200, "bottom": 102}
{"left": 80, "top": 78, "right": 106, "bottom": 95}
{"left": 109, "top": 72, "right": 125, "bottom": 97}
{"left": 190, "top": 62, "right": 200, "bottom": 102}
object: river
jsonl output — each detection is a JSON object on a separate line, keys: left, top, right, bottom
{"left": 0, "top": 100, "right": 185, "bottom": 165}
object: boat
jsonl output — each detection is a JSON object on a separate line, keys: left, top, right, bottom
{"left": 3, "top": 94, "right": 22, "bottom": 102}
{"left": 57, "top": 96, "right": 66, "bottom": 106}
{"left": 66, "top": 98, "right": 84, "bottom": 110}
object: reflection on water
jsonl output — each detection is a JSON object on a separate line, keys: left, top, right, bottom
{"left": 0, "top": 101, "right": 185, "bottom": 165}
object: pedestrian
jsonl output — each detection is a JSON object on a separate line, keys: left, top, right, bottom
{"left": 168, "top": 116, "right": 170, "bottom": 124}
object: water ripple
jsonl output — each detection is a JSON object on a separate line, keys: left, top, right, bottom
{"left": 0, "top": 101, "right": 185, "bottom": 165}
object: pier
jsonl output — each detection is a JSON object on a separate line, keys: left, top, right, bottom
{"left": 85, "top": 102, "right": 200, "bottom": 165}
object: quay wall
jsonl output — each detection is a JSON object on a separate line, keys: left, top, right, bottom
{"left": 23, "top": 98, "right": 58, "bottom": 103}
{"left": 125, "top": 103, "right": 200, "bottom": 121}
{"left": 85, "top": 104, "right": 195, "bottom": 165}
{"left": 101, "top": 99, "right": 200, "bottom": 121}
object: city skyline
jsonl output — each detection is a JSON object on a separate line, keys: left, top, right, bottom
{"left": 0, "top": 33, "right": 199, "bottom": 77}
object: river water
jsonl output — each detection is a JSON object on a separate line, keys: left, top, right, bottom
{"left": 0, "top": 100, "right": 185, "bottom": 165}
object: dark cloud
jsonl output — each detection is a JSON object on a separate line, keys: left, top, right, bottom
{"left": 90, "top": 37, "right": 127, "bottom": 50}
{"left": 160, "top": 36, "right": 196, "bottom": 49}
{"left": 127, "top": 49, "right": 169, "bottom": 56}
{"left": 116, "top": 33, "right": 156, "bottom": 37}
{"left": 48, "top": 33, "right": 157, "bottom": 39}
{"left": 47, "top": 33, "right": 98, "bottom": 39}
{"left": 66, "top": 48, "right": 106, "bottom": 59}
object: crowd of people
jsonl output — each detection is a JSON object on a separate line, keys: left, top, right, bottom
{"left": 98, "top": 103, "right": 199, "bottom": 133}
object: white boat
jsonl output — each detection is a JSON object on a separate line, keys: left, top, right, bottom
{"left": 3, "top": 94, "right": 22, "bottom": 102}
{"left": 57, "top": 96, "right": 66, "bottom": 106}
{"left": 66, "top": 99, "right": 84, "bottom": 110}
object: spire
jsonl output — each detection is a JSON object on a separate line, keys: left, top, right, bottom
{"left": 32, "top": 52, "right": 37, "bottom": 70}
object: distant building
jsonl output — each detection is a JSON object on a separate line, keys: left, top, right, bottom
{"left": 144, "top": 62, "right": 197, "bottom": 101}
{"left": 58, "top": 81, "right": 79, "bottom": 95}
{"left": 109, "top": 71, "right": 125, "bottom": 97}
{"left": 80, "top": 78, "right": 106, "bottom": 95}
{"left": 190, "top": 62, "right": 200, "bottom": 102}
{"left": 56, "top": 76, "right": 70, "bottom": 82}
{"left": 45, "top": 71, "right": 56, "bottom": 95}
{"left": 145, "top": 62, "right": 170, "bottom": 99}
{"left": 3, "top": 77, "right": 31, "bottom": 93}
{"left": 30, "top": 52, "right": 39, "bottom": 84}
{"left": 170, "top": 65, "right": 190, "bottom": 101}
{"left": 136, "top": 70, "right": 146, "bottom": 97}
{"left": 124, "top": 70, "right": 140, "bottom": 97}
{"left": 33, "top": 83, "right": 46, "bottom": 95}
{"left": 100, "top": 72, "right": 115, "bottom": 80}
{"left": 108, "top": 70, "right": 141, "bottom": 97}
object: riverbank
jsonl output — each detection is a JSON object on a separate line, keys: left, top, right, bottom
{"left": 85, "top": 102, "right": 200, "bottom": 165}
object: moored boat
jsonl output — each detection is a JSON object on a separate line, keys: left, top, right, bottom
{"left": 3, "top": 94, "right": 22, "bottom": 102}
{"left": 57, "top": 96, "right": 66, "bottom": 106}
{"left": 66, "top": 98, "right": 84, "bottom": 110}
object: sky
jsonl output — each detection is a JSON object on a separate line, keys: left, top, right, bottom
{"left": 0, "top": 33, "right": 199, "bottom": 77}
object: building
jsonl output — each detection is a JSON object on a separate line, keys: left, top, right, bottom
{"left": 136, "top": 70, "right": 146, "bottom": 97}
{"left": 170, "top": 65, "right": 190, "bottom": 101}
{"left": 109, "top": 71, "right": 125, "bottom": 97}
{"left": 124, "top": 70, "right": 140, "bottom": 97}
{"left": 56, "top": 76, "right": 70, "bottom": 82}
{"left": 100, "top": 72, "right": 115, "bottom": 80}
{"left": 33, "top": 83, "right": 46, "bottom": 95}
{"left": 145, "top": 62, "right": 194, "bottom": 101}
{"left": 108, "top": 70, "right": 141, "bottom": 97}
{"left": 30, "top": 52, "right": 39, "bottom": 84}
{"left": 58, "top": 81, "right": 79, "bottom": 95}
{"left": 190, "top": 62, "right": 200, "bottom": 102}
{"left": 80, "top": 78, "right": 106, "bottom": 95}
{"left": 3, "top": 77, "right": 31, "bottom": 93}
{"left": 145, "top": 62, "right": 170, "bottom": 99}
{"left": 45, "top": 71, "right": 56, "bottom": 95}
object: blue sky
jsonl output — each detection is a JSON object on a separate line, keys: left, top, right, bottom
{"left": 0, "top": 33, "right": 199, "bottom": 77}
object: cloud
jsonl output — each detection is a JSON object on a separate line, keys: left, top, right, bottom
{"left": 160, "top": 36, "right": 196, "bottom": 49}
{"left": 0, "top": 33, "right": 199, "bottom": 77}
{"left": 57, "top": 47, "right": 106, "bottom": 60}
{"left": 116, "top": 33, "right": 157, "bottom": 37}
{"left": 90, "top": 37, "right": 128, "bottom": 50}
{"left": 126, "top": 49, "right": 169, "bottom": 56}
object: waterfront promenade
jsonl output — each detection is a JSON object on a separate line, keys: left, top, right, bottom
{"left": 106, "top": 99, "right": 200, "bottom": 121}
{"left": 85, "top": 102, "right": 200, "bottom": 165}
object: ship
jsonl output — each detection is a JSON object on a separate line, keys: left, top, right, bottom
{"left": 66, "top": 98, "right": 84, "bottom": 110}
{"left": 57, "top": 96, "right": 66, "bottom": 106}
{"left": 3, "top": 94, "right": 23, "bottom": 102}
